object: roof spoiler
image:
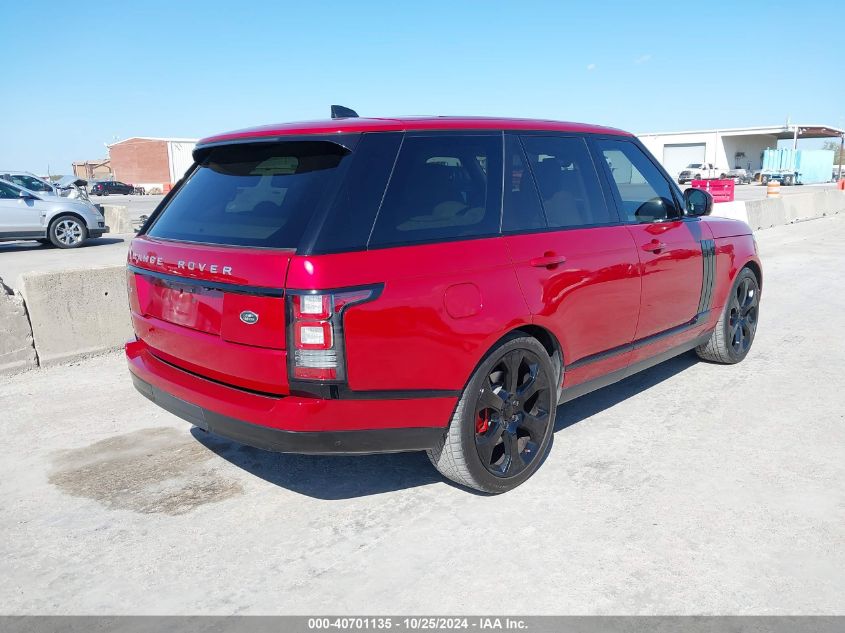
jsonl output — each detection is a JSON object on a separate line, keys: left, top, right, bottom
{"left": 331, "top": 105, "right": 359, "bottom": 119}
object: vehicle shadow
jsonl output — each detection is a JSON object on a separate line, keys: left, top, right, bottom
{"left": 192, "top": 351, "right": 700, "bottom": 500}
{"left": 0, "top": 237, "right": 124, "bottom": 252}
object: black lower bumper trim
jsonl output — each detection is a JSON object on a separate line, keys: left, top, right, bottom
{"left": 131, "top": 373, "right": 446, "bottom": 455}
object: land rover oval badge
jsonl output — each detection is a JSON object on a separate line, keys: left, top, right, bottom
{"left": 239, "top": 310, "right": 259, "bottom": 325}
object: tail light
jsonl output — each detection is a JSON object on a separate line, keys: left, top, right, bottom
{"left": 126, "top": 269, "right": 140, "bottom": 313}
{"left": 287, "top": 286, "right": 380, "bottom": 382}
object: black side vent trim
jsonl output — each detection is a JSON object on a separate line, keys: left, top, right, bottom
{"left": 697, "top": 239, "right": 716, "bottom": 314}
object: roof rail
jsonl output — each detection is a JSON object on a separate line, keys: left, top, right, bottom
{"left": 331, "top": 105, "right": 359, "bottom": 119}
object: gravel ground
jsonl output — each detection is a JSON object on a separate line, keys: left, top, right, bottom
{"left": 1, "top": 215, "right": 843, "bottom": 615}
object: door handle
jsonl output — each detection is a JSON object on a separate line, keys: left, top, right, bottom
{"left": 529, "top": 253, "right": 568, "bottom": 268}
{"left": 642, "top": 240, "right": 667, "bottom": 253}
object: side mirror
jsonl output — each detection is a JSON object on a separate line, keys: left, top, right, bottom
{"left": 684, "top": 187, "right": 713, "bottom": 216}
{"left": 18, "top": 189, "right": 37, "bottom": 200}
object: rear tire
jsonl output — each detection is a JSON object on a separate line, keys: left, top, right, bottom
{"left": 696, "top": 268, "right": 760, "bottom": 364}
{"left": 48, "top": 215, "right": 88, "bottom": 249}
{"left": 427, "top": 335, "right": 557, "bottom": 493}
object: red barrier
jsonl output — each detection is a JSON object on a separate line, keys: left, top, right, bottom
{"left": 690, "top": 179, "right": 735, "bottom": 203}
{"left": 837, "top": 179, "right": 845, "bottom": 191}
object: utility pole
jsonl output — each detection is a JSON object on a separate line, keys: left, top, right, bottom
{"left": 839, "top": 133, "right": 844, "bottom": 180}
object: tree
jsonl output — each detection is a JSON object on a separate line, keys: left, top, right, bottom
{"left": 822, "top": 139, "right": 845, "bottom": 165}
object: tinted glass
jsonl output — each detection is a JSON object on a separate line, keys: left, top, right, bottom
{"left": 595, "top": 139, "right": 680, "bottom": 223}
{"left": 11, "top": 175, "right": 51, "bottom": 192}
{"left": 307, "top": 132, "right": 402, "bottom": 254}
{"left": 520, "top": 136, "right": 613, "bottom": 228}
{"left": 368, "top": 134, "right": 502, "bottom": 247}
{"left": 0, "top": 182, "right": 18, "bottom": 199}
{"left": 147, "top": 141, "right": 350, "bottom": 248}
{"left": 502, "top": 135, "right": 546, "bottom": 232}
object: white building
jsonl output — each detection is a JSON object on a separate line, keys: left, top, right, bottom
{"left": 637, "top": 124, "right": 844, "bottom": 179}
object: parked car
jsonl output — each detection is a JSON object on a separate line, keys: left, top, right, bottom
{"left": 1, "top": 171, "right": 59, "bottom": 196}
{"left": 126, "top": 113, "right": 762, "bottom": 493}
{"left": 0, "top": 180, "right": 109, "bottom": 248}
{"left": 678, "top": 163, "right": 727, "bottom": 184}
{"left": 90, "top": 180, "right": 135, "bottom": 196}
{"left": 54, "top": 176, "right": 93, "bottom": 200}
{"left": 726, "top": 168, "right": 752, "bottom": 184}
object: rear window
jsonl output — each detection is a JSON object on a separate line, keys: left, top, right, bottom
{"left": 147, "top": 141, "right": 351, "bottom": 248}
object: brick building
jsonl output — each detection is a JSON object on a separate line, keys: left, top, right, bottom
{"left": 108, "top": 137, "right": 197, "bottom": 192}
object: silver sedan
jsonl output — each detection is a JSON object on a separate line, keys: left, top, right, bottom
{"left": 0, "top": 179, "right": 109, "bottom": 248}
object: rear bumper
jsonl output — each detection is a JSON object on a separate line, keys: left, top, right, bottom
{"left": 126, "top": 340, "right": 454, "bottom": 454}
{"left": 132, "top": 374, "right": 444, "bottom": 454}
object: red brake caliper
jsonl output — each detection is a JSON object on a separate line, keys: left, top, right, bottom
{"left": 476, "top": 410, "right": 490, "bottom": 434}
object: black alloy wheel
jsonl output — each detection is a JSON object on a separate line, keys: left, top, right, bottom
{"left": 727, "top": 274, "right": 759, "bottom": 355}
{"left": 427, "top": 334, "right": 557, "bottom": 493}
{"left": 474, "top": 349, "right": 553, "bottom": 478}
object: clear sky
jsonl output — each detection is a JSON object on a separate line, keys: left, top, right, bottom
{"left": 3, "top": 0, "right": 843, "bottom": 174}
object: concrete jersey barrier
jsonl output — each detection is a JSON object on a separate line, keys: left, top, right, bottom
{"left": 0, "top": 277, "right": 38, "bottom": 375}
{"left": 101, "top": 205, "right": 135, "bottom": 234}
{"left": 17, "top": 266, "right": 133, "bottom": 367}
{"left": 712, "top": 188, "right": 845, "bottom": 229}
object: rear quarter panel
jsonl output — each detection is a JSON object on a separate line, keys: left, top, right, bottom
{"left": 285, "top": 237, "right": 531, "bottom": 392}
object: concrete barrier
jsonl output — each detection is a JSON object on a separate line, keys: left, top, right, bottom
{"left": 713, "top": 189, "right": 845, "bottom": 230}
{"left": 101, "top": 205, "right": 135, "bottom": 234}
{"left": 0, "top": 277, "right": 38, "bottom": 375}
{"left": 18, "top": 266, "right": 132, "bottom": 367}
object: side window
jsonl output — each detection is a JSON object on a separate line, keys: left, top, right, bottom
{"left": 0, "top": 182, "right": 18, "bottom": 199}
{"left": 594, "top": 139, "right": 680, "bottom": 223}
{"left": 502, "top": 135, "right": 546, "bottom": 232}
{"left": 520, "top": 135, "right": 614, "bottom": 228}
{"left": 368, "top": 134, "right": 502, "bottom": 247}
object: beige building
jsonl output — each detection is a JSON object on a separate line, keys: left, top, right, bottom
{"left": 72, "top": 159, "right": 112, "bottom": 181}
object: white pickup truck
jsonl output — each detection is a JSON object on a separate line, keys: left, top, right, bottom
{"left": 677, "top": 163, "right": 727, "bottom": 184}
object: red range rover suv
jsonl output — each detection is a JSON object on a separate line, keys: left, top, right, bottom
{"left": 126, "top": 112, "right": 762, "bottom": 493}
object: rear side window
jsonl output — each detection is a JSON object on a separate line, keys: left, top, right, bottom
{"left": 368, "top": 134, "right": 503, "bottom": 248}
{"left": 306, "top": 132, "right": 402, "bottom": 254}
{"left": 594, "top": 139, "right": 681, "bottom": 223}
{"left": 147, "top": 141, "right": 351, "bottom": 248}
{"left": 520, "top": 136, "right": 613, "bottom": 228}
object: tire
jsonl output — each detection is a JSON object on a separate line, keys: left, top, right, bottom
{"left": 48, "top": 215, "right": 88, "bottom": 249}
{"left": 696, "top": 267, "right": 760, "bottom": 364}
{"left": 719, "top": 173, "right": 726, "bottom": 179}
{"left": 427, "top": 334, "right": 557, "bottom": 493}
{"left": 783, "top": 175, "right": 794, "bottom": 186}
{"left": 760, "top": 175, "right": 769, "bottom": 185}
{"left": 695, "top": 173, "right": 702, "bottom": 180}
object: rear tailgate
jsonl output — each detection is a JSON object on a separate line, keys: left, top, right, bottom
{"left": 128, "top": 235, "right": 292, "bottom": 394}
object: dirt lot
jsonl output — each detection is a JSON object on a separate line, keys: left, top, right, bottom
{"left": 1, "top": 216, "right": 843, "bottom": 615}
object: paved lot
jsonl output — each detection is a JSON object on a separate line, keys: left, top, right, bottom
{"left": 0, "top": 195, "right": 162, "bottom": 289}
{"left": 0, "top": 237, "right": 129, "bottom": 290}
{"left": 1, "top": 216, "right": 844, "bottom": 615}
